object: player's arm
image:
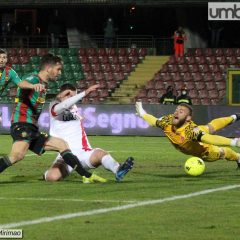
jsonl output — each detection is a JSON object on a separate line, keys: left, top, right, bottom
{"left": 135, "top": 102, "right": 158, "bottom": 127}
{"left": 53, "top": 84, "right": 99, "bottom": 115}
{"left": 10, "top": 70, "right": 45, "bottom": 92}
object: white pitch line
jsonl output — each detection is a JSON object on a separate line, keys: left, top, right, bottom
{"left": 0, "top": 184, "right": 239, "bottom": 229}
{"left": 0, "top": 197, "right": 137, "bottom": 204}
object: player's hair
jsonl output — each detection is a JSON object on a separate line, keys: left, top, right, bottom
{"left": 60, "top": 83, "right": 77, "bottom": 93}
{"left": 0, "top": 49, "right": 7, "bottom": 54}
{"left": 39, "top": 53, "right": 62, "bottom": 70}
{"left": 179, "top": 103, "right": 193, "bottom": 116}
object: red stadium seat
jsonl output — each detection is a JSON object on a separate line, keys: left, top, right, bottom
{"left": 192, "top": 98, "right": 201, "bottom": 105}
{"left": 145, "top": 80, "right": 155, "bottom": 90}
{"left": 155, "top": 81, "right": 166, "bottom": 90}
{"left": 195, "top": 81, "right": 206, "bottom": 90}
{"left": 100, "top": 56, "right": 109, "bottom": 64}
{"left": 138, "top": 48, "right": 147, "bottom": 59}
{"left": 198, "top": 90, "right": 209, "bottom": 98}
{"left": 78, "top": 48, "right": 87, "bottom": 57}
{"left": 128, "top": 48, "right": 138, "bottom": 57}
{"left": 105, "top": 72, "right": 115, "bottom": 81}
{"left": 111, "top": 56, "right": 119, "bottom": 64}
{"left": 201, "top": 98, "right": 211, "bottom": 105}
{"left": 118, "top": 48, "right": 127, "bottom": 56}
{"left": 107, "top": 48, "right": 117, "bottom": 57}
{"left": 98, "top": 48, "right": 107, "bottom": 57}
{"left": 87, "top": 48, "right": 97, "bottom": 57}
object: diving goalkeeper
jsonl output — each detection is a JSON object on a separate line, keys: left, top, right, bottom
{"left": 136, "top": 102, "right": 240, "bottom": 165}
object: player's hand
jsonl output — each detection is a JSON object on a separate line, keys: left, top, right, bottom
{"left": 85, "top": 84, "right": 100, "bottom": 95}
{"left": 32, "top": 83, "right": 46, "bottom": 92}
{"left": 135, "top": 102, "right": 146, "bottom": 117}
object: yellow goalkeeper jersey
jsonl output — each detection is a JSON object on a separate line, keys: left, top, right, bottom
{"left": 156, "top": 114, "right": 208, "bottom": 157}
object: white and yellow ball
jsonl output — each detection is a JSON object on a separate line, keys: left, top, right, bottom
{"left": 184, "top": 157, "right": 205, "bottom": 176}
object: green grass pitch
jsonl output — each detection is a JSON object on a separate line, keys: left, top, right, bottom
{"left": 0, "top": 135, "right": 240, "bottom": 240}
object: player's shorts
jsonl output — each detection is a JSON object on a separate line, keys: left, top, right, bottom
{"left": 52, "top": 148, "right": 100, "bottom": 175}
{"left": 201, "top": 144, "right": 223, "bottom": 162}
{"left": 10, "top": 122, "right": 49, "bottom": 155}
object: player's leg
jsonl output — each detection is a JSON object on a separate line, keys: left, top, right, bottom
{"left": 43, "top": 136, "right": 92, "bottom": 178}
{"left": 202, "top": 145, "right": 240, "bottom": 162}
{"left": 89, "top": 149, "right": 120, "bottom": 173}
{"left": 44, "top": 157, "right": 69, "bottom": 181}
{"left": 83, "top": 148, "right": 134, "bottom": 181}
{"left": 0, "top": 122, "right": 32, "bottom": 173}
{"left": 199, "top": 114, "right": 238, "bottom": 134}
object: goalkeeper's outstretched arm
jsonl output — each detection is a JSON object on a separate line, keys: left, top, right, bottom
{"left": 135, "top": 102, "right": 158, "bottom": 127}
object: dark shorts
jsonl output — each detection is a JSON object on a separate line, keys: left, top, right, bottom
{"left": 10, "top": 122, "right": 49, "bottom": 155}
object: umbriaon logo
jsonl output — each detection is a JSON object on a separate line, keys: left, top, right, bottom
{"left": 208, "top": 2, "right": 240, "bottom": 20}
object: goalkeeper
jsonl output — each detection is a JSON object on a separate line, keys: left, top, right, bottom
{"left": 136, "top": 102, "right": 240, "bottom": 165}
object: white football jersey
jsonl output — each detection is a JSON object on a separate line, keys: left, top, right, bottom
{"left": 49, "top": 101, "right": 92, "bottom": 152}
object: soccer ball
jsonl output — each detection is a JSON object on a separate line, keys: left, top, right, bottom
{"left": 184, "top": 157, "right": 205, "bottom": 176}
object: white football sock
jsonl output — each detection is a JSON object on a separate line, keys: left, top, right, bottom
{"left": 101, "top": 154, "right": 120, "bottom": 174}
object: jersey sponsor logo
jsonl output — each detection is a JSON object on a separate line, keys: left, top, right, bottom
{"left": 37, "top": 97, "right": 45, "bottom": 103}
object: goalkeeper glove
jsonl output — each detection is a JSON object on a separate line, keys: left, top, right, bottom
{"left": 135, "top": 102, "right": 146, "bottom": 117}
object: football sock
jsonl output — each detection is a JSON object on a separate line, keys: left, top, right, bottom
{"left": 223, "top": 147, "right": 239, "bottom": 161}
{"left": 101, "top": 154, "right": 120, "bottom": 174}
{"left": 0, "top": 156, "right": 12, "bottom": 173}
{"left": 61, "top": 150, "right": 91, "bottom": 178}
{"left": 208, "top": 117, "right": 234, "bottom": 132}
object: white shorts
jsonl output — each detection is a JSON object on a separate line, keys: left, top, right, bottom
{"left": 53, "top": 148, "right": 100, "bottom": 175}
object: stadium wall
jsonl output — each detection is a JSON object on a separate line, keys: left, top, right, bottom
{"left": 1, "top": 104, "right": 239, "bottom": 137}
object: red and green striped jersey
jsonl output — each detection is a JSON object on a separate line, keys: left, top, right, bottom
{"left": 11, "top": 74, "right": 47, "bottom": 126}
{"left": 0, "top": 66, "right": 22, "bottom": 89}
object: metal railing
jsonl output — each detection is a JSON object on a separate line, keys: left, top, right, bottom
{"left": 0, "top": 34, "right": 173, "bottom": 55}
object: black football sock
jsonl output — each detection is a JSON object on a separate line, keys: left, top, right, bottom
{"left": 60, "top": 150, "right": 91, "bottom": 178}
{"left": 0, "top": 156, "right": 12, "bottom": 173}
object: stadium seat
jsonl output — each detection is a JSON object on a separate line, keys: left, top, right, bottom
{"left": 78, "top": 48, "right": 87, "bottom": 57}
{"left": 225, "top": 48, "right": 234, "bottom": 56}
{"left": 215, "top": 48, "right": 224, "bottom": 57}
{"left": 107, "top": 48, "right": 117, "bottom": 57}
{"left": 147, "top": 89, "right": 158, "bottom": 98}
{"left": 82, "top": 63, "right": 92, "bottom": 73}
{"left": 195, "top": 48, "right": 203, "bottom": 56}
{"left": 193, "top": 72, "right": 203, "bottom": 81}
{"left": 168, "top": 64, "right": 179, "bottom": 73}
{"left": 209, "top": 90, "right": 219, "bottom": 98}
{"left": 91, "top": 64, "right": 102, "bottom": 73}
{"left": 168, "top": 55, "right": 176, "bottom": 65}
{"left": 27, "top": 48, "right": 38, "bottom": 57}
{"left": 195, "top": 81, "right": 206, "bottom": 90}
{"left": 216, "top": 81, "right": 226, "bottom": 90}
{"left": 87, "top": 48, "right": 98, "bottom": 57}
{"left": 196, "top": 56, "right": 207, "bottom": 64}
{"left": 201, "top": 99, "right": 211, "bottom": 105}
{"left": 111, "top": 56, "right": 119, "bottom": 64}
{"left": 207, "top": 82, "right": 216, "bottom": 90}
{"left": 182, "top": 72, "right": 193, "bottom": 82}
{"left": 137, "top": 89, "right": 147, "bottom": 98}
{"left": 155, "top": 80, "right": 166, "bottom": 90}
{"left": 179, "top": 64, "right": 189, "bottom": 73}
{"left": 118, "top": 48, "right": 127, "bottom": 56}
{"left": 145, "top": 80, "right": 155, "bottom": 90}
{"left": 38, "top": 48, "right": 48, "bottom": 57}
{"left": 102, "top": 63, "right": 112, "bottom": 73}
{"left": 192, "top": 98, "right": 201, "bottom": 105}
{"left": 90, "top": 56, "right": 99, "bottom": 64}
{"left": 148, "top": 97, "right": 159, "bottom": 104}
{"left": 105, "top": 72, "right": 115, "bottom": 81}
{"left": 214, "top": 72, "right": 225, "bottom": 82}
{"left": 189, "top": 89, "right": 198, "bottom": 99}
{"left": 172, "top": 72, "right": 182, "bottom": 82}
{"left": 198, "top": 90, "right": 209, "bottom": 99}
{"left": 138, "top": 48, "right": 147, "bottom": 59}
{"left": 204, "top": 72, "right": 214, "bottom": 82}
{"left": 204, "top": 48, "right": 213, "bottom": 56}
{"left": 85, "top": 72, "right": 95, "bottom": 81}
{"left": 206, "top": 56, "right": 217, "bottom": 64}
{"left": 95, "top": 72, "right": 105, "bottom": 81}
{"left": 114, "top": 72, "right": 125, "bottom": 82}
{"left": 107, "top": 81, "right": 117, "bottom": 90}
{"left": 128, "top": 48, "right": 138, "bottom": 57}
{"left": 100, "top": 56, "right": 109, "bottom": 64}
{"left": 98, "top": 48, "right": 107, "bottom": 57}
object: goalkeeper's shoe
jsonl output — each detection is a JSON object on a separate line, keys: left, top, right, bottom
{"left": 115, "top": 157, "right": 134, "bottom": 182}
{"left": 82, "top": 173, "right": 107, "bottom": 184}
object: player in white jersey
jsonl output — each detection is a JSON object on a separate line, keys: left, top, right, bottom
{"left": 44, "top": 83, "right": 134, "bottom": 183}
